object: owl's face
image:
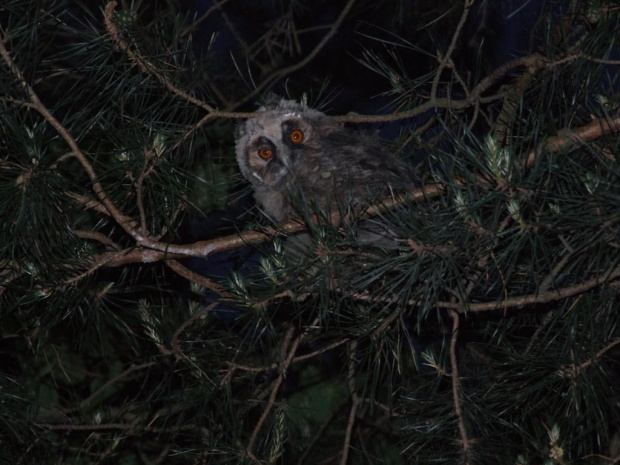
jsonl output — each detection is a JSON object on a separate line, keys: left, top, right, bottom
{"left": 235, "top": 99, "right": 331, "bottom": 188}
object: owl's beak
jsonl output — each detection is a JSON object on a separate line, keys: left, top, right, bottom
{"left": 280, "top": 152, "right": 293, "bottom": 171}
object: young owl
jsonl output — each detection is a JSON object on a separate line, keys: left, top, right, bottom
{"left": 235, "top": 97, "right": 412, "bottom": 223}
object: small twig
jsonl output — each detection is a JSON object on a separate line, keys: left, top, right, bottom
{"left": 105, "top": 2, "right": 210, "bottom": 115}
{"left": 179, "top": 0, "right": 233, "bottom": 37}
{"left": 246, "top": 318, "right": 319, "bottom": 462}
{"left": 37, "top": 422, "right": 206, "bottom": 434}
{"left": 228, "top": 0, "right": 356, "bottom": 111}
{"left": 297, "top": 397, "right": 350, "bottom": 465}
{"left": 332, "top": 55, "right": 546, "bottom": 124}
{"left": 430, "top": 0, "right": 474, "bottom": 102}
{"left": 66, "top": 191, "right": 118, "bottom": 218}
{"left": 163, "top": 303, "right": 217, "bottom": 361}
{"left": 493, "top": 54, "right": 544, "bottom": 144}
{"left": 582, "top": 54, "right": 620, "bottom": 65}
{"left": 0, "top": 96, "right": 36, "bottom": 108}
{"left": 61, "top": 362, "right": 156, "bottom": 415}
{"left": 62, "top": 250, "right": 137, "bottom": 286}
{"left": 72, "top": 229, "right": 121, "bottom": 250}
{"left": 340, "top": 340, "right": 360, "bottom": 465}
{"left": 523, "top": 311, "right": 555, "bottom": 357}
{"left": 582, "top": 453, "right": 620, "bottom": 464}
{"left": 561, "top": 338, "right": 620, "bottom": 379}
{"left": 165, "top": 260, "right": 228, "bottom": 295}
{"left": 103, "top": 1, "right": 257, "bottom": 155}
{"left": 407, "top": 238, "right": 451, "bottom": 256}
{"left": 448, "top": 310, "right": 469, "bottom": 461}
{"left": 134, "top": 149, "right": 153, "bottom": 236}
{"left": 225, "top": 338, "right": 349, "bottom": 375}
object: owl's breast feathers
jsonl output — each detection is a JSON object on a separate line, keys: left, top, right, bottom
{"left": 293, "top": 130, "right": 411, "bottom": 200}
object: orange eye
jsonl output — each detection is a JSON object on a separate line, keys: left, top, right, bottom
{"left": 258, "top": 147, "right": 273, "bottom": 159}
{"left": 290, "top": 129, "right": 304, "bottom": 144}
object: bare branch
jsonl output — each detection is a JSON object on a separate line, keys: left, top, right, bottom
{"left": 526, "top": 116, "right": 620, "bottom": 167}
{"left": 449, "top": 310, "right": 470, "bottom": 461}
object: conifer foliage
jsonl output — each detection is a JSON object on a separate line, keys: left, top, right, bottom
{"left": 1, "top": 1, "right": 619, "bottom": 463}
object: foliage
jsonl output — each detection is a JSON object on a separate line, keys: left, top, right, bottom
{"left": 1, "top": 0, "right": 619, "bottom": 464}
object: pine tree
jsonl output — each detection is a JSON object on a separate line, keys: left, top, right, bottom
{"left": 1, "top": 1, "right": 619, "bottom": 464}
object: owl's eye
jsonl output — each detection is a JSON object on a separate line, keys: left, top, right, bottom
{"left": 257, "top": 147, "right": 274, "bottom": 159}
{"left": 290, "top": 129, "right": 304, "bottom": 144}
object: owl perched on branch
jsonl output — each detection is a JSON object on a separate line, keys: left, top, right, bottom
{"left": 235, "top": 97, "right": 413, "bottom": 226}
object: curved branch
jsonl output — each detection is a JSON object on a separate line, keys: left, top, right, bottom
{"left": 332, "top": 55, "right": 547, "bottom": 124}
{"left": 526, "top": 116, "right": 620, "bottom": 167}
{"left": 438, "top": 266, "right": 620, "bottom": 313}
{"left": 0, "top": 34, "right": 225, "bottom": 258}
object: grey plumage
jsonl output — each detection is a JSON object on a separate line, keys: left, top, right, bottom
{"left": 235, "top": 97, "right": 412, "bottom": 224}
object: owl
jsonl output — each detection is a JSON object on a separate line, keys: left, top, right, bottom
{"left": 235, "top": 97, "right": 412, "bottom": 226}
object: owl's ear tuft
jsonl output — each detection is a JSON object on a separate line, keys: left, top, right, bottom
{"left": 260, "top": 92, "right": 283, "bottom": 110}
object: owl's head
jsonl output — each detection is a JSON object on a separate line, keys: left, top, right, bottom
{"left": 235, "top": 98, "right": 337, "bottom": 188}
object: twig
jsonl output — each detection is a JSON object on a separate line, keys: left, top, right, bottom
{"left": 105, "top": 2, "right": 209, "bottom": 115}
{"left": 134, "top": 149, "right": 154, "bottom": 236}
{"left": 165, "top": 260, "right": 228, "bottom": 295}
{"left": 164, "top": 303, "right": 217, "bottom": 361}
{"left": 583, "top": 54, "right": 620, "bottom": 65}
{"left": 493, "top": 54, "right": 544, "bottom": 144}
{"left": 523, "top": 241, "right": 576, "bottom": 356}
{"left": 430, "top": 0, "right": 474, "bottom": 102}
{"left": 72, "top": 229, "right": 121, "bottom": 250}
{"left": 180, "top": 0, "right": 233, "bottom": 37}
{"left": 225, "top": 338, "right": 349, "bottom": 374}
{"left": 66, "top": 191, "right": 119, "bottom": 218}
{"left": 448, "top": 310, "right": 469, "bottom": 461}
{"left": 37, "top": 422, "right": 206, "bottom": 434}
{"left": 562, "top": 338, "right": 620, "bottom": 379}
{"left": 332, "top": 55, "right": 546, "bottom": 123}
{"left": 61, "top": 362, "right": 156, "bottom": 415}
{"left": 228, "top": 0, "right": 357, "bottom": 111}
{"left": 297, "top": 397, "right": 350, "bottom": 465}
{"left": 246, "top": 318, "right": 320, "bottom": 462}
{"left": 62, "top": 250, "right": 137, "bottom": 286}
{"left": 340, "top": 340, "right": 359, "bottom": 465}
